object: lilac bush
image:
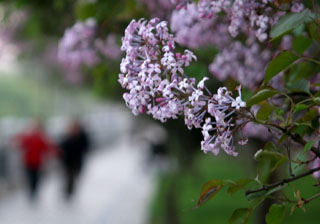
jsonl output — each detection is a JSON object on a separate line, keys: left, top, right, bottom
{"left": 116, "top": 0, "right": 320, "bottom": 222}
{"left": 53, "top": 0, "right": 320, "bottom": 222}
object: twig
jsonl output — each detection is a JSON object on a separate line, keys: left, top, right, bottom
{"left": 304, "top": 192, "right": 320, "bottom": 204}
{"left": 292, "top": 154, "right": 317, "bottom": 165}
{"left": 245, "top": 166, "right": 320, "bottom": 196}
{"left": 301, "top": 57, "right": 320, "bottom": 66}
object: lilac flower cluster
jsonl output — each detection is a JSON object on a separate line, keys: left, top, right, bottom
{"left": 119, "top": 18, "right": 249, "bottom": 156}
{"left": 209, "top": 37, "right": 271, "bottom": 89}
{"left": 58, "top": 18, "right": 121, "bottom": 82}
{"left": 169, "top": 3, "right": 297, "bottom": 90}
{"left": 58, "top": 18, "right": 99, "bottom": 71}
{"left": 170, "top": 3, "right": 230, "bottom": 49}
{"left": 173, "top": 0, "right": 304, "bottom": 42}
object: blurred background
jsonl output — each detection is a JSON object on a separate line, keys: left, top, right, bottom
{"left": 0, "top": 0, "right": 319, "bottom": 223}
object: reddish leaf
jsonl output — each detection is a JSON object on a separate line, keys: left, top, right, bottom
{"left": 196, "top": 179, "right": 224, "bottom": 208}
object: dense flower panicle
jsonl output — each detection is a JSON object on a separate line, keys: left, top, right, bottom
{"left": 170, "top": 3, "right": 230, "bottom": 49}
{"left": 175, "top": 0, "right": 304, "bottom": 42}
{"left": 209, "top": 37, "right": 271, "bottom": 89}
{"left": 58, "top": 18, "right": 99, "bottom": 70}
{"left": 119, "top": 18, "right": 196, "bottom": 120}
{"left": 119, "top": 18, "right": 249, "bottom": 156}
{"left": 199, "top": 86, "right": 247, "bottom": 156}
{"left": 58, "top": 18, "right": 121, "bottom": 82}
{"left": 169, "top": 2, "right": 299, "bottom": 89}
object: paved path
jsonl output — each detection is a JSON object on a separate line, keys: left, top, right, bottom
{"left": 0, "top": 135, "right": 156, "bottom": 224}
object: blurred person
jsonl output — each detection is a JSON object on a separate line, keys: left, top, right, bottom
{"left": 14, "top": 120, "right": 56, "bottom": 200}
{"left": 59, "top": 119, "right": 90, "bottom": 200}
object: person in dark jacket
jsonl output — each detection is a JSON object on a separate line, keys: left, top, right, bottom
{"left": 59, "top": 120, "right": 90, "bottom": 199}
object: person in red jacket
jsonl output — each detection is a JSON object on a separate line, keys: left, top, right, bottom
{"left": 15, "top": 120, "right": 55, "bottom": 200}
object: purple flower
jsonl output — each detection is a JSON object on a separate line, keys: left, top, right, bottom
{"left": 170, "top": 3, "right": 230, "bottom": 49}
{"left": 209, "top": 38, "right": 271, "bottom": 89}
{"left": 119, "top": 18, "right": 250, "bottom": 156}
{"left": 174, "top": 0, "right": 304, "bottom": 42}
{"left": 58, "top": 18, "right": 121, "bottom": 82}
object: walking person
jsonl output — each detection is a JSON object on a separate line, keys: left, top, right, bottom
{"left": 59, "top": 120, "right": 90, "bottom": 200}
{"left": 14, "top": 120, "right": 55, "bottom": 200}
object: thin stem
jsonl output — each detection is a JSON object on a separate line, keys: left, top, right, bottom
{"left": 289, "top": 49, "right": 320, "bottom": 66}
{"left": 292, "top": 154, "right": 317, "bottom": 165}
{"left": 302, "top": 57, "right": 320, "bottom": 66}
{"left": 304, "top": 192, "right": 320, "bottom": 204}
{"left": 246, "top": 166, "right": 320, "bottom": 196}
{"left": 295, "top": 98, "right": 314, "bottom": 106}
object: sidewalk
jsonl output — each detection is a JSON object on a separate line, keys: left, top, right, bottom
{"left": 0, "top": 136, "right": 155, "bottom": 224}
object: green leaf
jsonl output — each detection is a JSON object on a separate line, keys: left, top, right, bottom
{"left": 270, "top": 9, "right": 311, "bottom": 39}
{"left": 294, "top": 125, "right": 309, "bottom": 138}
{"left": 287, "top": 79, "right": 310, "bottom": 93}
{"left": 227, "top": 178, "right": 253, "bottom": 195}
{"left": 266, "top": 204, "right": 286, "bottom": 224}
{"left": 304, "top": 141, "right": 315, "bottom": 152}
{"left": 308, "top": 22, "right": 320, "bottom": 42}
{"left": 246, "top": 88, "right": 278, "bottom": 107}
{"left": 255, "top": 150, "right": 287, "bottom": 183}
{"left": 241, "top": 88, "right": 253, "bottom": 102}
{"left": 293, "top": 104, "right": 309, "bottom": 112}
{"left": 289, "top": 62, "right": 314, "bottom": 82}
{"left": 228, "top": 208, "right": 252, "bottom": 224}
{"left": 302, "top": 108, "right": 318, "bottom": 122}
{"left": 196, "top": 179, "right": 223, "bottom": 208}
{"left": 256, "top": 102, "right": 275, "bottom": 121}
{"left": 292, "top": 36, "right": 313, "bottom": 55}
{"left": 265, "top": 51, "right": 299, "bottom": 83}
